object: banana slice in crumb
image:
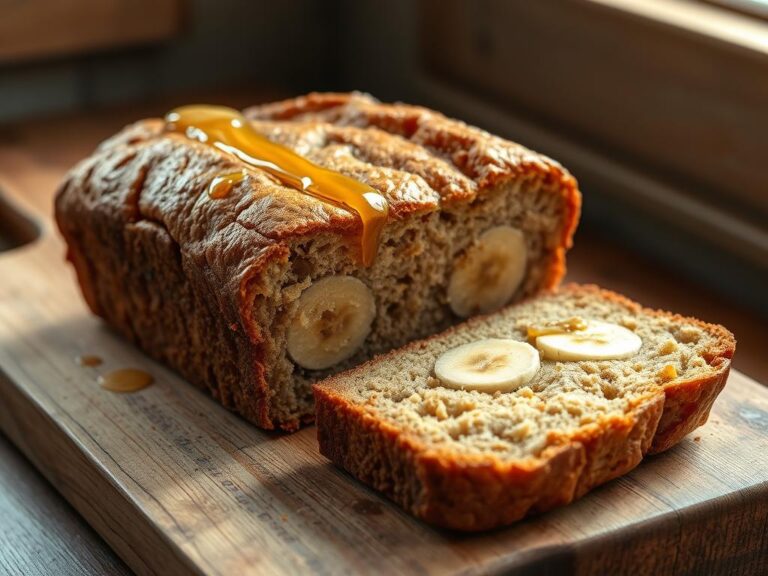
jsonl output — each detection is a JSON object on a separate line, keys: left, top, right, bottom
{"left": 434, "top": 339, "right": 540, "bottom": 393}
{"left": 448, "top": 226, "right": 527, "bottom": 318}
{"left": 287, "top": 276, "right": 376, "bottom": 370}
{"left": 536, "top": 321, "right": 642, "bottom": 361}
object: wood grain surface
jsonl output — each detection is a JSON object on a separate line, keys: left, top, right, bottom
{"left": 0, "top": 105, "right": 767, "bottom": 575}
{"left": 0, "top": 434, "right": 132, "bottom": 576}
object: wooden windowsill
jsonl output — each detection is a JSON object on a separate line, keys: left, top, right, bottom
{"left": 589, "top": 0, "right": 768, "bottom": 55}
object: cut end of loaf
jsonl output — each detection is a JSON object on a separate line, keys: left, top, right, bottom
{"left": 253, "top": 169, "right": 578, "bottom": 429}
{"left": 313, "top": 284, "right": 735, "bottom": 530}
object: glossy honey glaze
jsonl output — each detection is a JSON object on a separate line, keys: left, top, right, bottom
{"left": 99, "top": 369, "right": 154, "bottom": 393}
{"left": 208, "top": 170, "right": 247, "bottom": 199}
{"left": 164, "top": 105, "right": 390, "bottom": 266}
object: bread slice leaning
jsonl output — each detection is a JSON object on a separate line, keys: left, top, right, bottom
{"left": 313, "top": 284, "right": 735, "bottom": 531}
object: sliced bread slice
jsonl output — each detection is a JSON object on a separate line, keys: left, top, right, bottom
{"left": 313, "top": 284, "right": 735, "bottom": 531}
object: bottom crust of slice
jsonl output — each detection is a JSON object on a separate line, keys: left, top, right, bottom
{"left": 315, "top": 386, "right": 667, "bottom": 531}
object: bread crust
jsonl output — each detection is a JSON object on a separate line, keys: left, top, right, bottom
{"left": 55, "top": 93, "right": 580, "bottom": 430}
{"left": 313, "top": 285, "right": 736, "bottom": 531}
{"left": 568, "top": 286, "right": 736, "bottom": 454}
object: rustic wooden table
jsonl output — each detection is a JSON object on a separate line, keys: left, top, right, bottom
{"left": 0, "top": 434, "right": 131, "bottom": 575}
{"left": 0, "top": 101, "right": 765, "bottom": 576}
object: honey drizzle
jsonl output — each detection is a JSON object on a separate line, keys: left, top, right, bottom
{"left": 99, "top": 369, "right": 153, "bottom": 393}
{"left": 207, "top": 170, "right": 247, "bottom": 199}
{"left": 165, "top": 105, "right": 390, "bottom": 266}
{"left": 527, "top": 317, "right": 588, "bottom": 342}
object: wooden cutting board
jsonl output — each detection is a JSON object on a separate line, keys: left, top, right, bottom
{"left": 1, "top": 173, "right": 767, "bottom": 576}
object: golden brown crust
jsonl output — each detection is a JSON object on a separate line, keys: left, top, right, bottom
{"left": 313, "top": 284, "right": 735, "bottom": 530}
{"left": 422, "top": 395, "right": 665, "bottom": 530}
{"left": 315, "top": 383, "right": 665, "bottom": 531}
{"left": 650, "top": 363, "right": 730, "bottom": 453}
{"left": 247, "top": 92, "right": 582, "bottom": 285}
{"left": 245, "top": 92, "right": 575, "bottom": 194}
{"left": 55, "top": 93, "right": 581, "bottom": 431}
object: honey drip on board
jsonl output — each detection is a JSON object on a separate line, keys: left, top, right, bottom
{"left": 76, "top": 355, "right": 103, "bottom": 367}
{"left": 165, "top": 105, "right": 390, "bottom": 266}
{"left": 99, "top": 369, "right": 153, "bottom": 393}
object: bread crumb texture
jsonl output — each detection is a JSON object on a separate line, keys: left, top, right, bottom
{"left": 317, "top": 285, "right": 735, "bottom": 463}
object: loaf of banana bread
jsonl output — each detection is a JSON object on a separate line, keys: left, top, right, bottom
{"left": 314, "top": 285, "right": 735, "bottom": 530}
{"left": 55, "top": 92, "right": 580, "bottom": 430}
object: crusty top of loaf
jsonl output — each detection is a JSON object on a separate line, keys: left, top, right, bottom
{"left": 58, "top": 90, "right": 580, "bottom": 325}
{"left": 85, "top": 92, "right": 578, "bottom": 247}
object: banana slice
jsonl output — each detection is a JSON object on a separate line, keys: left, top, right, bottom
{"left": 536, "top": 321, "right": 642, "bottom": 361}
{"left": 287, "top": 276, "right": 376, "bottom": 370}
{"left": 448, "top": 226, "right": 527, "bottom": 318}
{"left": 434, "top": 339, "right": 540, "bottom": 393}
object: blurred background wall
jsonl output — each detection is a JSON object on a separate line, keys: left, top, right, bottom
{"left": 1, "top": 0, "right": 766, "bottom": 313}
{"left": 0, "top": 0, "right": 337, "bottom": 119}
